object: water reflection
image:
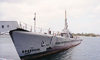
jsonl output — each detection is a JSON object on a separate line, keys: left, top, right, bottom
{"left": 35, "top": 48, "right": 73, "bottom": 60}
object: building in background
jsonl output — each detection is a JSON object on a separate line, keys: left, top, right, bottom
{"left": 0, "top": 21, "right": 19, "bottom": 34}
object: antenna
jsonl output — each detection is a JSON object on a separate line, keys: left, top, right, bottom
{"left": 65, "top": 10, "right": 68, "bottom": 29}
{"left": 34, "top": 12, "right": 36, "bottom": 32}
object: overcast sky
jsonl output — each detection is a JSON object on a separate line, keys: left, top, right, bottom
{"left": 0, "top": 0, "right": 100, "bottom": 34}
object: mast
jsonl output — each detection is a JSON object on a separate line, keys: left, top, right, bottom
{"left": 34, "top": 12, "right": 36, "bottom": 32}
{"left": 65, "top": 10, "right": 68, "bottom": 29}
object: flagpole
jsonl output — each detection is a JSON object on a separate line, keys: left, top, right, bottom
{"left": 34, "top": 12, "right": 36, "bottom": 32}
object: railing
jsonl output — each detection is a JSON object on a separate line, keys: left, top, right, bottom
{"left": 18, "top": 21, "right": 62, "bottom": 36}
{"left": 18, "top": 21, "right": 50, "bottom": 34}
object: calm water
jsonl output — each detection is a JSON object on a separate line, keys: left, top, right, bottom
{"left": 0, "top": 35, "right": 100, "bottom": 60}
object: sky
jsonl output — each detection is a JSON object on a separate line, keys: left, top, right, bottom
{"left": 0, "top": 0, "right": 100, "bottom": 34}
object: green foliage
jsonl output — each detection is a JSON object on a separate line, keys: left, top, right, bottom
{"left": 72, "top": 33, "right": 100, "bottom": 37}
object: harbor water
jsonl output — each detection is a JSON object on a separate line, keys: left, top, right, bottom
{"left": 0, "top": 35, "right": 100, "bottom": 60}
